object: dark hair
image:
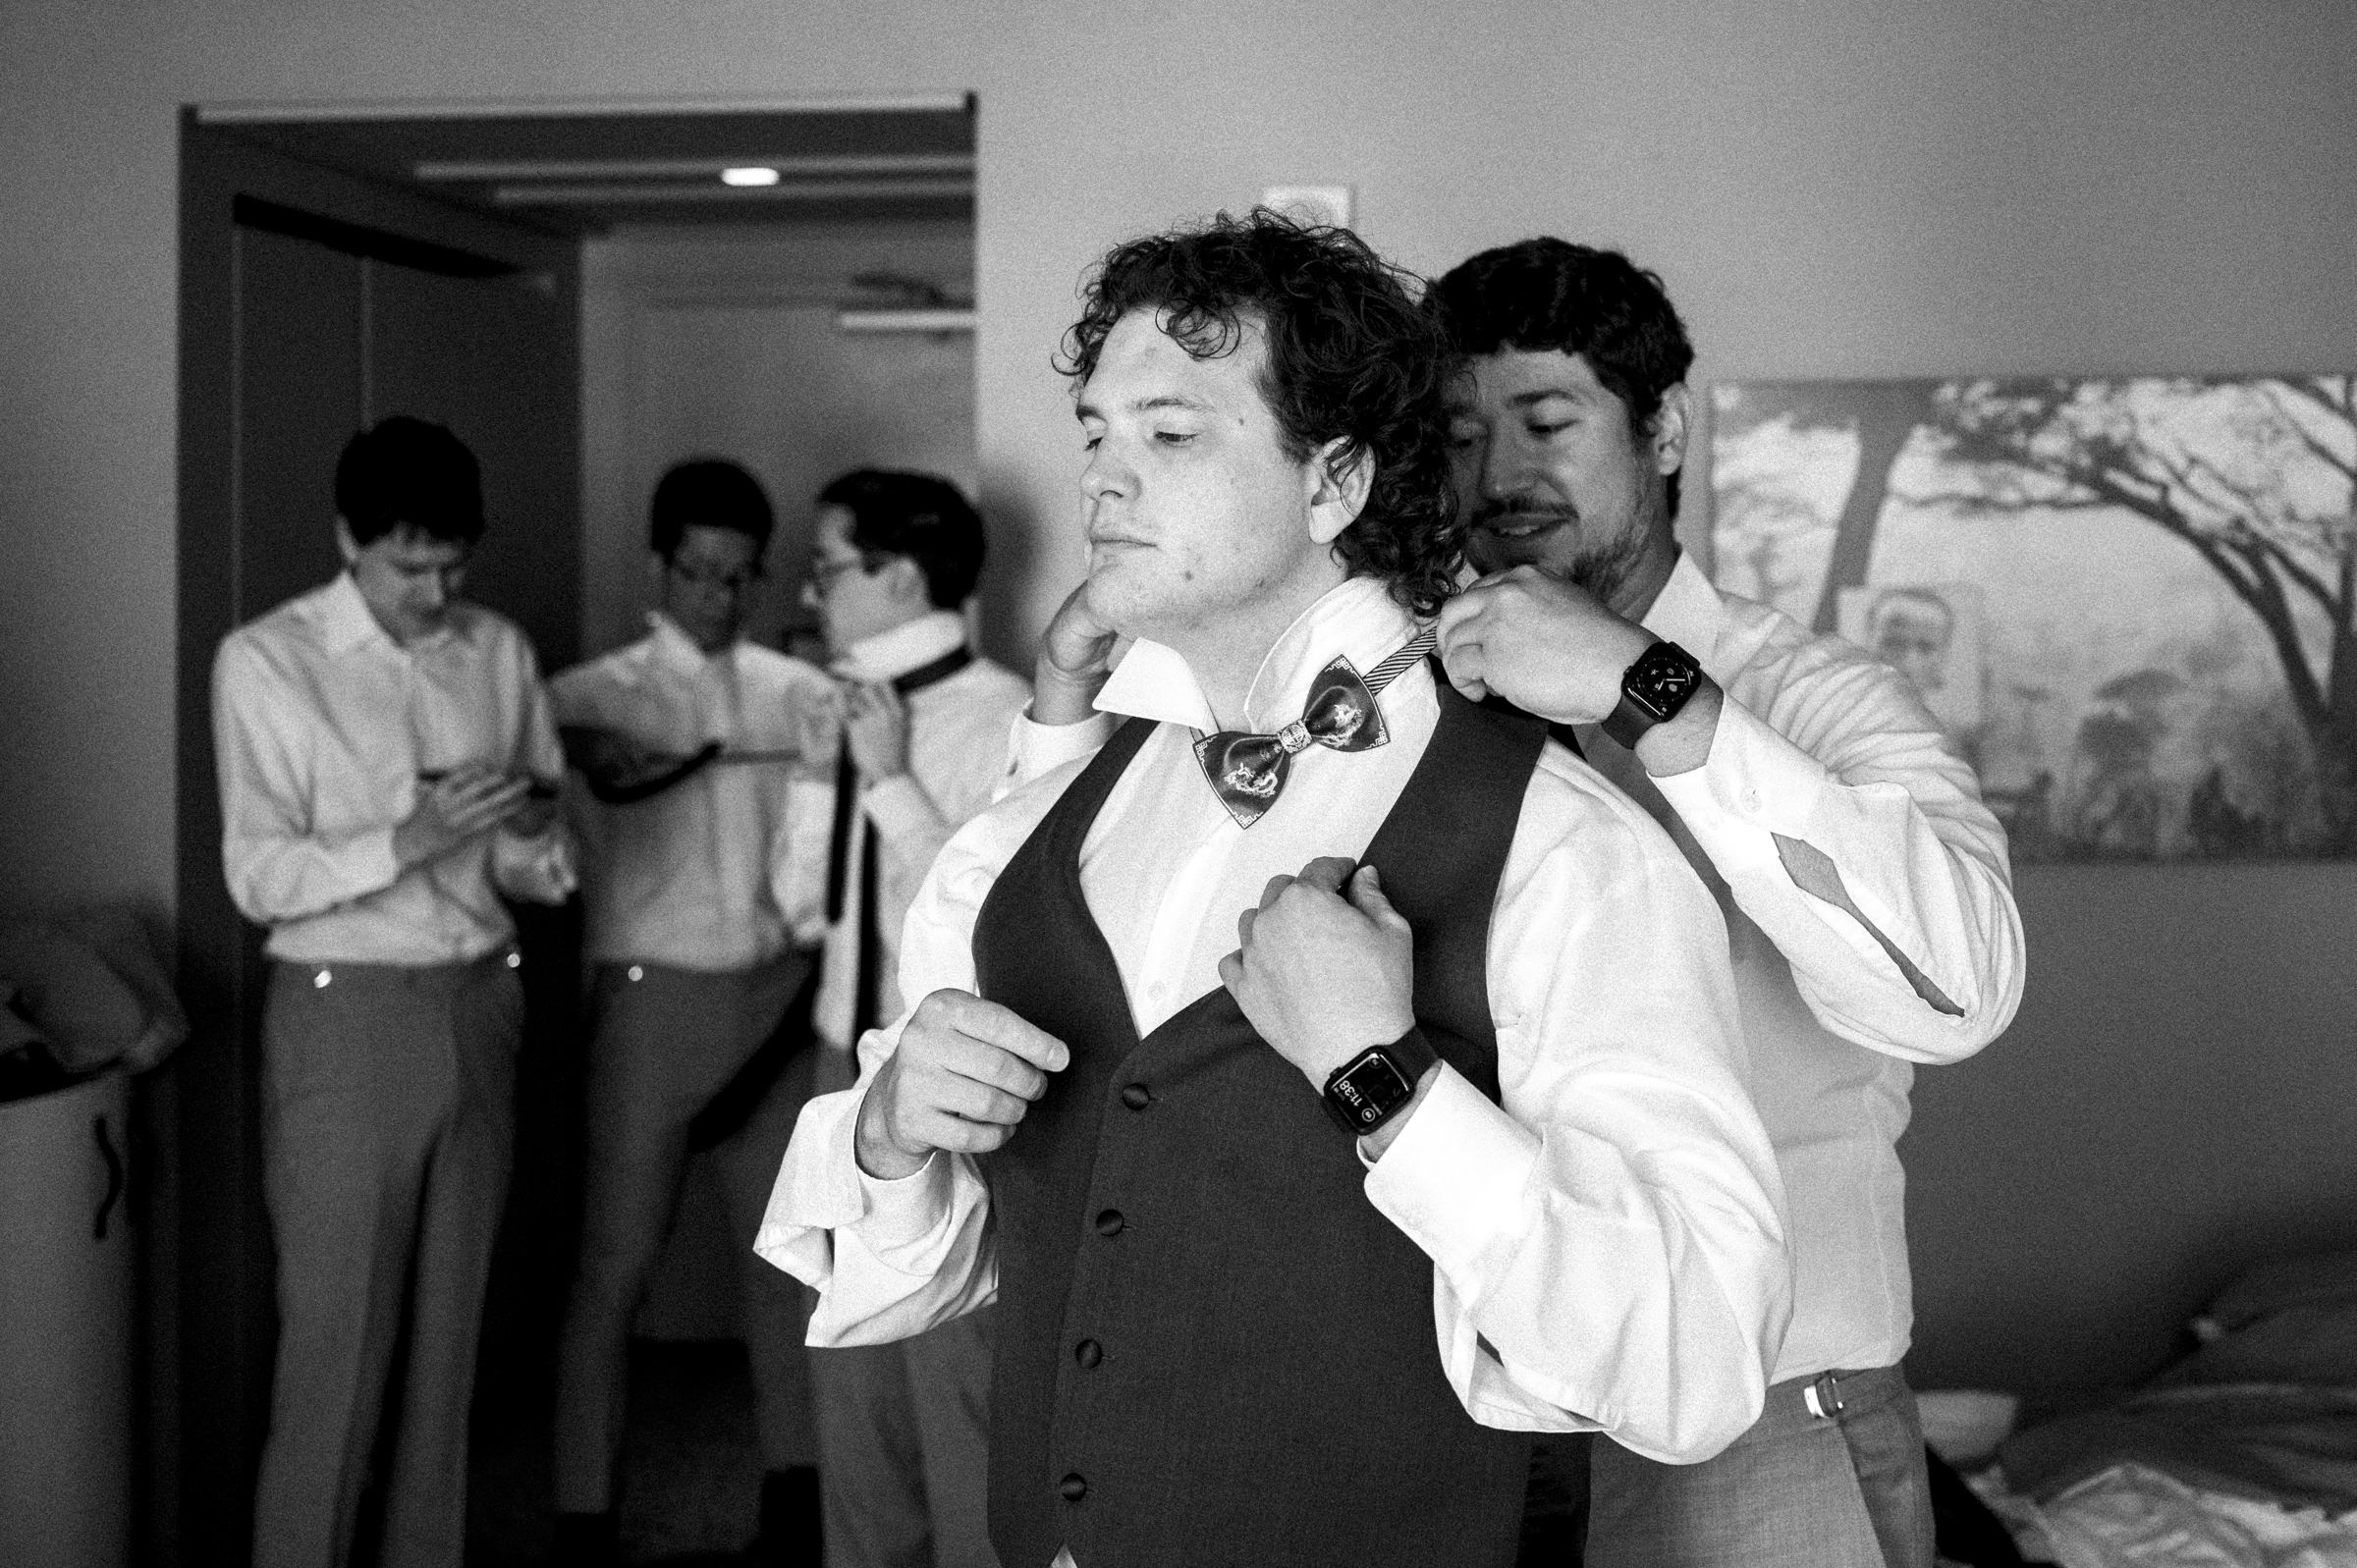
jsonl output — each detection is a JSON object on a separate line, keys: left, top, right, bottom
{"left": 335, "top": 416, "right": 484, "bottom": 546}
{"left": 1057, "top": 209, "right": 1461, "bottom": 616}
{"left": 816, "top": 469, "right": 985, "bottom": 609}
{"left": 649, "top": 458, "right": 775, "bottom": 560}
{"left": 1432, "top": 238, "right": 1695, "bottom": 515}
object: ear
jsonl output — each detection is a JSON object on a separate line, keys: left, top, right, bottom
{"left": 882, "top": 555, "right": 931, "bottom": 609}
{"left": 335, "top": 517, "right": 361, "bottom": 565}
{"left": 1304, "top": 437, "right": 1376, "bottom": 547}
{"left": 1647, "top": 382, "right": 1692, "bottom": 478}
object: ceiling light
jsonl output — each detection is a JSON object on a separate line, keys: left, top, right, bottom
{"left": 720, "top": 166, "right": 781, "bottom": 188}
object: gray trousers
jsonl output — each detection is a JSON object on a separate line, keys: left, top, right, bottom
{"left": 805, "top": 1045, "right": 1001, "bottom": 1568}
{"left": 551, "top": 955, "right": 819, "bottom": 1515}
{"left": 809, "top": 1313, "right": 999, "bottom": 1568}
{"left": 1585, "top": 1363, "right": 1935, "bottom": 1568}
{"left": 252, "top": 953, "right": 523, "bottom": 1568}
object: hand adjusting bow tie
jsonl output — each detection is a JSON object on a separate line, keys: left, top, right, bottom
{"left": 1193, "top": 627, "right": 1436, "bottom": 829}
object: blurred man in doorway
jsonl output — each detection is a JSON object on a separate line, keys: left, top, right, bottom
{"left": 546, "top": 458, "right": 836, "bottom": 1566}
{"left": 213, "top": 415, "right": 576, "bottom": 1568}
{"left": 789, "top": 468, "right": 1030, "bottom": 1568}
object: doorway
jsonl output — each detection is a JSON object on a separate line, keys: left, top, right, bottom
{"left": 172, "top": 95, "right": 976, "bottom": 1568}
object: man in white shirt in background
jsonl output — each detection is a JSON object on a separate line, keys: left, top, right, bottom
{"left": 792, "top": 468, "right": 1030, "bottom": 1568}
{"left": 545, "top": 459, "right": 838, "bottom": 1567}
{"left": 212, "top": 415, "right": 576, "bottom": 1568}
{"left": 1425, "top": 239, "right": 2029, "bottom": 1567}
{"left": 757, "top": 211, "right": 1791, "bottom": 1568}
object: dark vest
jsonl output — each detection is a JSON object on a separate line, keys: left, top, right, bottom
{"left": 970, "top": 670, "right": 1546, "bottom": 1568}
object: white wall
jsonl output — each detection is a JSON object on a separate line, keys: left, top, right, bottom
{"left": 579, "top": 218, "right": 975, "bottom": 665}
{"left": 3, "top": 0, "right": 2354, "bottom": 1396}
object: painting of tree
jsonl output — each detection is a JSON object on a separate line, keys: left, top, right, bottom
{"left": 1710, "top": 377, "right": 2357, "bottom": 860}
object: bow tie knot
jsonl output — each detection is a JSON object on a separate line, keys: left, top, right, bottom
{"left": 1191, "top": 628, "right": 1433, "bottom": 828}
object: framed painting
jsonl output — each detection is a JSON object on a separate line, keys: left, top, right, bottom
{"left": 1709, "top": 377, "right": 2356, "bottom": 860}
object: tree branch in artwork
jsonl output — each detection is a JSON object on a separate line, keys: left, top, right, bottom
{"left": 1909, "top": 378, "right": 2357, "bottom": 851}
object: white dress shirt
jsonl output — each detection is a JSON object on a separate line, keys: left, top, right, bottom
{"left": 1602, "top": 553, "right": 2026, "bottom": 1383}
{"left": 758, "top": 575, "right": 1791, "bottom": 1466}
{"left": 803, "top": 609, "right": 1033, "bottom": 1049}
{"left": 212, "top": 571, "right": 576, "bottom": 965}
{"left": 549, "top": 615, "right": 837, "bottom": 971}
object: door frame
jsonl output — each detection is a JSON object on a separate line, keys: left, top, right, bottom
{"left": 171, "top": 111, "right": 582, "bottom": 1568}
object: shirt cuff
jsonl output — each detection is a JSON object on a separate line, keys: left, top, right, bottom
{"left": 1362, "top": 1064, "right": 1541, "bottom": 1295}
{"left": 1008, "top": 710, "right": 1117, "bottom": 787}
{"left": 1649, "top": 696, "right": 1833, "bottom": 873}
{"left": 859, "top": 773, "right": 941, "bottom": 844}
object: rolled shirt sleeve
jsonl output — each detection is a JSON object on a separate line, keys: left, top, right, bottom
{"left": 1364, "top": 753, "right": 1792, "bottom": 1464}
{"left": 754, "top": 760, "right": 1074, "bottom": 1341}
{"left": 1650, "top": 651, "right": 2026, "bottom": 1062}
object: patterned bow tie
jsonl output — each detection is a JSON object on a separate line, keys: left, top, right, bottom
{"left": 1193, "top": 628, "right": 1436, "bottom": 828}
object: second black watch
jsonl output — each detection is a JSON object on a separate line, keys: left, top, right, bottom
{"left": 1600, "top": 639, "right": 1704, "bottom": 750}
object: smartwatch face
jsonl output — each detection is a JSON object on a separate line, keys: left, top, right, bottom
{"left": 1626, "top": 643, "right": 1702, "bottom": 722}
{"left": 1330, "top": 1052, "right": 1416, "bottom": 1129}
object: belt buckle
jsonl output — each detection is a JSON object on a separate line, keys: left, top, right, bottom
{"left": 1803, "top": 1372, "right": 1845, "bottom": 1421}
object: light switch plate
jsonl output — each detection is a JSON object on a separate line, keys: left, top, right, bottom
{"left": 1261, "top": 185, "right": 1355, "bottom": 230}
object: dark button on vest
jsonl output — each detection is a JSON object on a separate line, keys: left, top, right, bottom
{"left": 971, "top": 666, "right": 1546, "bottom": 1568}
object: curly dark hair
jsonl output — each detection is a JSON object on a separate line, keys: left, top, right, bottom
{"left": 1057, "top": 209, "right": 1462, "bottom": 616}
{"left": 1432, "top": 239, "right": 1695, "bottom": 516}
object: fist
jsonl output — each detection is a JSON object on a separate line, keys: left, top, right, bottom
{"left": 1219, "top": 857, "right": 1415, "bottom": 1090}
{"left": 843, "top": 679, "right": 911, "bottom": 782}
{"left": 1435, "top": 566, "right": 1653, "bottom": 725}
{"left": 853, "top": 989, "right": 1070, "bottom": 1179}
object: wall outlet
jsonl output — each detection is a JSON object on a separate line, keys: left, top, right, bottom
{"left": 1260, "top": 185, "right": 1354, "bottom": 230}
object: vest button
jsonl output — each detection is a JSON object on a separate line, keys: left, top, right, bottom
{"left": 1060, "top": 1472, "right": 1088, "bottom": 1501}
{"left": 1074, "top": 1337, "right": 1103, "bottom": 1368}
{"left": 1094, "top": 1209, "right": 1124, "bottom": 1237}
{"left": 1120, "top": 1083, "right": 1152, "bottom": 1110}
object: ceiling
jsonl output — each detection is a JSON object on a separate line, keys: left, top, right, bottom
{"left": 198, "top": 97, "right": 975, "bottom": 235}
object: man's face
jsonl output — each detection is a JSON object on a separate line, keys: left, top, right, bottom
{"left": 1074, "top": 309, "right": 1330, "bottom": 647}
{"left": 1447, "top": 348, "right": 1680, "bottom": 604}
{"left": 1872, "top": 598, "right": 1954, "bottom": 696}
{"left": 341, "top": 522, "right": 468, "bottom": 645}
{"left": 660, "top": 523, "right": 763, "bottom": 654}
{"left": 805, "top": 505, "right": 923, "bottom": 655}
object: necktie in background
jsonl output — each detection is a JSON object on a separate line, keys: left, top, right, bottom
{"left": 825, "top": 645, "right": 975, "bottom": 1046}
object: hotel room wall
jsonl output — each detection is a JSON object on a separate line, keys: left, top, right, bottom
{"left": 1, "top": 0, "right": 2351, "bottom": 1411}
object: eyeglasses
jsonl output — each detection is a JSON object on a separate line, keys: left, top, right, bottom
{"left": 667, "top": 558, "right": 763, "bottom": 595}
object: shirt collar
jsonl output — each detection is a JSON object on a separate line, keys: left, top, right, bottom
{"left": 837, "top": 608, "right": 967, "bottom": 682}
{"left": 646, "top": 611, "right": 725, "bottom": 671}
{"left": 320, "top": 571, "right": 395, "bottom": 655}
{"left": 1637, "top": 551, "right": 1727, "bottom": 674}
{"left": 1095, "top": 575, "right": 1420, "bottom": 734}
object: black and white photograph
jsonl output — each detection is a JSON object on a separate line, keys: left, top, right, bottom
{"left": 1, "top": 6, "right": 2353, "bottom": 1568}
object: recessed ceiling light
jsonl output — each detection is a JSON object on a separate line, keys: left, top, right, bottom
{"left": 720, "top": 166, "right": 781, "bottom": 188}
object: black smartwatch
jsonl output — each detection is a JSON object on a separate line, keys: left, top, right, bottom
{"left": 1600, "top": 640, "right": 1704, "bottom": 750}
{"left": 1322, "top": 1027, "right": 1440, "bottom": 1137}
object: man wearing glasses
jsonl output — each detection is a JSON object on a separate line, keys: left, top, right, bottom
{"left": 546, "top": 458, "right": 838, "bottom": 1566}
{"left": 795, "top": 468, "right": 1031, "bottom": 1568}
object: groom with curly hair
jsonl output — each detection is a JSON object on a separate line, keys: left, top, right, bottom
{"left": 759, "top": 211, "right": 1790, "bottom": 1568}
